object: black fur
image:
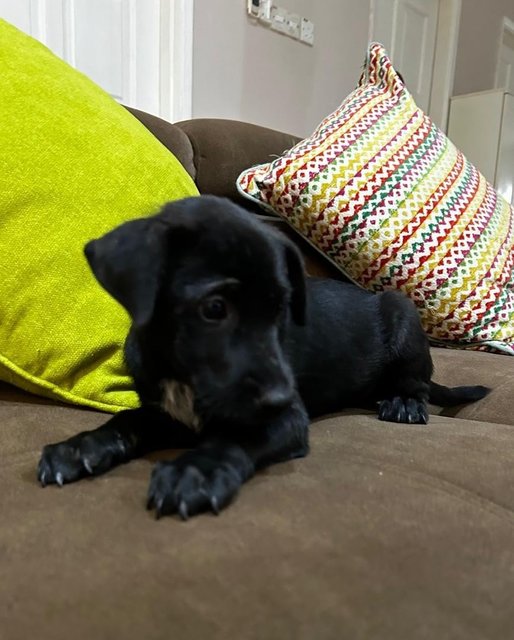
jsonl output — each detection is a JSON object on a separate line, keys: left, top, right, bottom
{"left": 37, "top": 196, "right": 490, "bottom": 518}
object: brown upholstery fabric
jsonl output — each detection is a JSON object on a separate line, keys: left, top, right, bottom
{"left": 175, "top": 118, "right": 300, "bottom": 209}
{"left": 125, "top": 106, "right": 197, "bottom": 180}
{"left": 2, "top": 111, "right": 513, "bottom": 639}
{"left": 1, "top": 389, "right": 514, "bottom": 640}
{"left": 430, "top": 348, "right": 514, "bottom": 425}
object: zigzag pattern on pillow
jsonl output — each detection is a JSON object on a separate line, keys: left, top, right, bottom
{"left": 238, "top": 43, "right": 514, "bottom": 354}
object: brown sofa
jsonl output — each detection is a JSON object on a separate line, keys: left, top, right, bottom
{"left": 2, "top": 108, "right": 514, "bottom": 640}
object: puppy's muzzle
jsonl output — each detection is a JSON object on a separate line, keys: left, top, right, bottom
{"left": 256, "top": 386, "right": 295, "bottom": 412}
{"left": 246, "top": 368, "right": 295, "bottom": 417}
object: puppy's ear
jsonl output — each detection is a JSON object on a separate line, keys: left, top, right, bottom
{"left": 283, "top": 239, "right": 306, "bottom": 326}
{"left": 84, "top": 217, "right": 166, "bottom": 328}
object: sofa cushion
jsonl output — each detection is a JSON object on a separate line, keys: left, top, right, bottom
{"left": 2, "top": 392, "right": 513, "bottom": 639}
{"left": 0, "top": 20, "right": 198, "bottom": 412}
{"left": 237, "top": 43, "right": 514, "bottom": 355}
{"left": 430, "top": 347, "right": 514, "bottom": 425}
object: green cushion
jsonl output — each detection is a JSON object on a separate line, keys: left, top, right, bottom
{"left": 0, "top": 20, "right": 199, "bottom": 412}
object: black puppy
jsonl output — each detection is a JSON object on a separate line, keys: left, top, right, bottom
{"left": 37, "top": 196, "right": 489, "bottom": 518}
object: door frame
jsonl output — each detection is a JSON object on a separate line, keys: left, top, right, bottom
{"left": 15, "top": 0, "right": 194, "bottom": 122}
{"left": 428, "top": 0, "right": 461, "bottom": 131}
{"left": 369, "top": 0, "right": 461, "bottom": 132}
{"left": 160, "top": 0, "right": 194, "bottom": 122}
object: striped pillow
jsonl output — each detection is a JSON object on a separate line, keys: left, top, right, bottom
{"left": 237, "top": 43, "right": 514, "bottom": 354}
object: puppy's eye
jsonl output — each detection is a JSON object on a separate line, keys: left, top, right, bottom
{"left": 199, "top": 296, "right": 228, "bottom": 322}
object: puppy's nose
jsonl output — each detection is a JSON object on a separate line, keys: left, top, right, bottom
{"left": 256, "top": 387, "right": 294, "bottom": 412}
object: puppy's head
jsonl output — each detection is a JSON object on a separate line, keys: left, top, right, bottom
{"left": 85, "top": 196, "right": 306, "bottom": 427}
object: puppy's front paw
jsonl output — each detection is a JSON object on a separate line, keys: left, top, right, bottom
{"left": 147, "top": 453, "right": 243, "bottom": 520}
{"left": 37, "top": 430, "right": 127, "bottom": 486}
{"left": 378, "top": 396, "right": 428, "bottom": 425}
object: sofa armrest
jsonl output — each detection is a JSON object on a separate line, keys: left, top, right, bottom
{"left": 125, "top": 106, "right": 197, "bottom": 180}
{"left": 174, "top": 119, "right": 299, "bottom": 207}
{"left": 126, "top": 108, "right": 300, "bottom": 207}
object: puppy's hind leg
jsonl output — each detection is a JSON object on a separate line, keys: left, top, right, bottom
{"left": 376, "top": 291, "right": 433, "bottom": 425}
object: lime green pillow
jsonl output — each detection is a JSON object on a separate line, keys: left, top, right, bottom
{"left": 0, "top": 20, "right": 198, "bottom": 412}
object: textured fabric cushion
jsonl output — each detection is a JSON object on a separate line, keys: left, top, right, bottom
{"left": 0, "top": 20, "right": 198, "bottom": 412}
{"left": 2, "top": 387, "right": 514, "bottom": 639}
{"left": 237, "top": 43, "right": 514, "bottom": 354}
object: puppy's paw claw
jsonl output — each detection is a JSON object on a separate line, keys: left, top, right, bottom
{"left": 178, "top": 500, "right": 189, "bottom": 521}
{"left": 37, "top": 430, "right": 128, "bottom": 487}
{"left": 38, "top": 468, "right": 48, "bottom": 488}
{"left": 37, "top": 443, "right": 82, "bottom": 487}
{"left": 379, "top": 396, "right": 428, "bottom": 425}
{"left": 147, "top": 455, "right": 242, "bottom": 520}
{"left": 210, "top": 495, "right": 220, "bottom": 516}
{"left": 83, "top": 458, "right": 94, "bottom": 475}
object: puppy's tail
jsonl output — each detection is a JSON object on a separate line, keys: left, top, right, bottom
{"left": 429, "top": 382, "right": 490, "bottom": 407}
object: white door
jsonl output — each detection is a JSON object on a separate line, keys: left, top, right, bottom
{"left": 0, "top": 0, "right": 193, "bottom": 122}
{"left": 370, "top": 0, "right": 439, "bottom": 112}
{"left": 370, "top": 0, "right": 461, "bottom": 131}
{"left": 496, "top": 93, "right": 514, "bottom": 205}
{"left": 495, "top": 19, "right": 514, "bottom": 94}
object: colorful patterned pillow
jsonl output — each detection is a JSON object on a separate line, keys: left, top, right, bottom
{"left": 237, "top": 43, "right": 514, "bottom": 355}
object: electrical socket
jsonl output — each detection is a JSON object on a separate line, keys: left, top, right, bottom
{"left": 270, "top": 5, "right": 288, "bottom": 35}
{"left": 271, "top": 7, "right": 301, "bottom": 40}
{"left": 258, "top": 0, "right": 272, "bottom": 22}
{"left": 300, "top": 17, "right": 314, "bottom": 45}
{"left": 285, "top": 12, "right": 301, "bottom": 39}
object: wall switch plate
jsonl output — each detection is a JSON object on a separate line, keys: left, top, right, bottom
{"left": 248, "top": 1, "right": 314, "bottom": 46}
{"left": 285, "top": 12, "right": 301, "bottom": 39}
{"left": 270, "top": 5, "right": 288, "bottom": 34}
{"left": 300, "top": 17, "right": 314, "bottom": 45}
{"left": 247, "top": 0, "right": 260, "bottom": 18}
{"left": 258, "top": 0, "right": 272, "bottom": 22}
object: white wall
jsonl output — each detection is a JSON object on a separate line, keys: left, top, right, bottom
{"left": 191, "top": 0, "right": 371, "bottom": 137}
{"left": 192, "top": 1, "right": 514, "bottom": 135}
